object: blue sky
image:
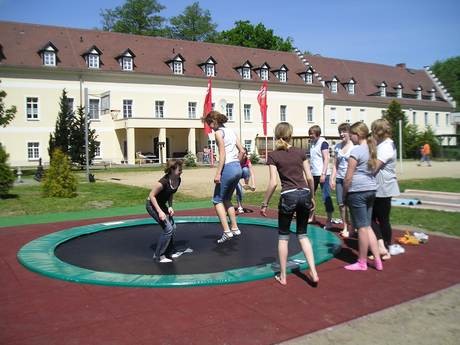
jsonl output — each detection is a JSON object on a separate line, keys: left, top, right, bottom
{"left": 1, "top": 0, "right": 459, "bottom": 69}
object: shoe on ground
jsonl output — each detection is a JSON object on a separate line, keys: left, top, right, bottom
{"left": 158, "top": 255, "right": 173, "bottom": 263}
{"left": 413, "top": 231, "right": 429, "bottom": 243}
{"left": 389, "top": 244, "right": 405, "bottom": 255}
{"left": 344, "top": 260, "right": 367, "bottom": 271}
{"left": 237, "top": 206, "right": 244, "bottom": 214}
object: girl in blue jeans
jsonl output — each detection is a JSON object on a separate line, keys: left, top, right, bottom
{"left": 204, "top": 111, "right": 244, "bottom": 244}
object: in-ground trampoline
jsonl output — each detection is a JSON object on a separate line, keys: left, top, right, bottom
{"left": 18, "top": 216, "right": 341, "bottom": 288}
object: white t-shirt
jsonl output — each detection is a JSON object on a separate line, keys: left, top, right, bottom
{"left": 218, "top": 127, "right": 239, "bottom": 164}
{"left": 334, "top": 142, "right": 354, "bottom": 179}
{"left": 376, "top": 138, "right": 400, "bottom": 197}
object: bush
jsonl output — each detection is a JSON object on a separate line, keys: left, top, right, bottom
{"left": 0, "top": 143, "right": 14, "bottom": 197}
{"left": 249, "top": 151, "right": 260, "bottom": 164}
{"left": 42, "top": 148, "right": 78, "bottom": 198}
{"left": 183, "top": 151, "right": 197, "bottom": 167}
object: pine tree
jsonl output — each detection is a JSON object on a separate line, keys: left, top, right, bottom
{"left": 382, "top": 100, "right": 410, "bottom": 158}
{"left": 69, "top": 106, "right": 98, "bottom": 168}
{"left": 0, "top": 143, "right": 15, "bottom": 197}
{"left": 42, "top": 148, "right": 78, "bottom": 198}
{"left": 49, "top": 89, "right": 73, "bottom": 157}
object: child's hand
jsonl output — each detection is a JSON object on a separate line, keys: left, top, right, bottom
{"left": 260, "top": 205, "right": 268, "bottom": 217}
{"left": 159, "top": 211, "right": 167, "bottom": 221}
{"left": 168, "top": 207, "right": 174, "bottom": 216}
{"left": 214, "top": 173, "right": 221, "bottom": 184}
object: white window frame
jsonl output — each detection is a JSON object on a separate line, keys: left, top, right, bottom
{"left": 89, "top": 99, "right": 100, "bottom": 120}
{"left": 88, "top": 54, "right": 99, "bottom": 69}
{"left": 347, "top": 83, "right": 355, "bottom": 95}
{"left": 435, "top": 113, "right": 439, "bottom": 127}
{"left": 123, "top": 99, "right": 133, "bottom": 118}
{"left": 244, "top": 104, "right": 251, "bottom": 122}
{"left": 94, "top": 141, "right": 101, "bottom": 158}
{"left": 43, "top": 51, "right": 56, "bottom": 66}
{"left": 280, "top": 105, "right": 287, "bottom": 122}
{"left": 380, "top": 85, "right": 386, "bottom": 97}
{"left": 331, "top": 81, "right": 338, "bottom": 93}
{"left": 424, "top": 112, "right": 428, "bottom": 126}
{"left": 345, "top": 108, "right": 352, "bottom": 123}
{"left": 261, "top": 69, "right": 269, "bottom": 81}
{"left": 26, "top": 97, "right": 39, "bottom": 120}
{"left": 173, "top": 61, "right": 183, "bottom": 75}
{"left": 155, "top": 101, "right": 165, "bottom": 118}
{"left": 226, "top": 103, "right": 234, "bottom": 121}
{"left": 242, "top": 68, "right": 251, "bottom": 80}
{"left": 206, "top": 64, "right": 215, "bottom": 77}
{"left": 396, "top": 86, "right": 403, "bottom": 98}
{"left": 412, "top": 111, "right": 417, "bottom": 125}
{"left": 27, "top": 142, "right": 40, "bottom": 160}
{"left": 244, "top": 140, "right": 252, "bottom": 152}
{"left": 279, "top": 71, "right": 287, "bottom": 83}
{"left": 306, "top": 72, "right": 313, "bottom": 84}
{"left": 359, "top": 109, "right": 366, "bottom": 122}
{"left": 416, "top": 89, "right": 422, "bottom": 100}
{"left": 330, "top": 107, "right": 337, "bottom": 124}
{"left": 188, "top": 102, "right": 197, "bottom": 119}
{"left": 430, "top": 90, "right": 436, "bottom": 101}
{"left": 307, "top": 106, "right": 314, "bottom": 122}
{"left": 122, "top": 57, "right": 133, "bottom": 71}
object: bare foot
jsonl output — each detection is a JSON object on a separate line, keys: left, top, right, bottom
{"left": 275, "top": 275, "right": 287, "bottom": 286}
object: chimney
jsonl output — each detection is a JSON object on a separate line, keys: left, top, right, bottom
{"left": 396, "top": 63, "right": 406, "bottom": 68}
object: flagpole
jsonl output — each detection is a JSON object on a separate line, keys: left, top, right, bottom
{"left": 265, "top": 135, "right": 268, "bottom": 162}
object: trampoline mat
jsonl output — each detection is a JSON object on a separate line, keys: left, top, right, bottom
{"left": 55, "top": 223, "right": 301, "bottom": 275}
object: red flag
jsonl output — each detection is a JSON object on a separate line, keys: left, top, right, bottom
{"left": 257, "top": 81, "right": 268, "bottom": 136}
{"left": 203, "top": 78, "right": 213, "bottom": 134}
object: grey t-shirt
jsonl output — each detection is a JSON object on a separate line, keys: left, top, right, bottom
{"left": 376, "top": 138, "right": 400, "bottom": 197}
{"left": 349, "top": 144, "right": 377, "bottom": 192}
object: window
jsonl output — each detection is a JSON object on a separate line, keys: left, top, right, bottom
{"left": 412, "top": 111, "right": 417, "bottom": 125}
{"left": 26, "top": 97, "right": 39, "bottom": 120}
{"left": 172, "top": 61, "right": 182, "bottom": 74}
{"left": 424, "top": 112, "right": 428, "bottom": 126}
{"left": 89, "top": 99, "right": 100, "bottom": 120}
{"left": 88, "top": 54, "right": 99, "bottom": 69}
{"left": 347, "top": 83, "right": 355, "bottom": 95}
{"left": 330, "top": 107, "right": 337, "bottom": 124}
{"left": 123, "top": 100, "right": 133, "bottom": 118}
{"left": 261, "top": 68, "right": 269, "bottom": 81}
{"left": 435, "top": 113, "right": 439, "bottom": 127}
{"left": 396, "top": 85, "right": 403, "bottom": 98}
{"left": 279, "top": 71, "right": 287, "bottom": 83}
{"left": 94, "top": 141, "right": 101, "bottom": 158}
{"left": 359, "top": 108, "right": 366, "bottom": 122}
{"left": 345, "top": 108, "right": 352, "bottom": 123}
{"left": 380, "top": 83, "right": 386, "bottom": 97}
{"left": 244, "top": 140, "right": 252, "bottom": 152}
{"left": 188, "top": 102, "right": 197, "bottom": 119}
{"left": 331, "top": 80, "right": 338, "bottom": 93}
{"left": 280, "top": 105, "right": 287, "bottom": 121}
{"left": 307, "top": 106, "right": 314, "bottom": 122}
{"left": 206, "top": 64, "right": 215, "bottom": 77}
{"left": 122, "top": 57, "right": 133, "bottom": 71}
{"left": 306, "top": 72, "right": 313, "bottom": 84}
{"left": 244, "top": 104, "right": 251, "bottom": 121}
{"left": 155, "top": 101, "right": 164, "bottom": 118}
{"left": 446, "top": 113, "right": 450, "bottom": 126}
{"left": 430, "top": 89, "right": 436, "bottom": 101}
{"left": 27, "top": 142, "right": 40, "bottom": 160}
{"left": 416, "top": 88, "right": 422, "bottom": 100}
{"left": 242, "top": 68, "right": 251, "bottom": 80}
{"left": 226, "top": 103, "right": 234, "bottom": 121}
{"left": 43, "top": 51, "right": 56, "bottom": 66}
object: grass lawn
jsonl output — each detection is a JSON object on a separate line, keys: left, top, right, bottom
{"left": 1, "top": 178, "right": 459, "bottom": 237}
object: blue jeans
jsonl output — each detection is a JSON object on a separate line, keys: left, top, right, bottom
{"left": 145, "top": 199, "right": 176, "bottom": 258}
{"left": 278, "top": 189, "right": 312, "bottom": 239}
{"left": 235, "top": 166, "right": 250, "bottom": 204}
{"left": 313, "top": 175, "right": 334, "bottom": 213}
{"left": 212, "top": 161, "right": 242, "bottom": 204}
{"left": 346, "top": 190, "right": 376, "bottom": 229}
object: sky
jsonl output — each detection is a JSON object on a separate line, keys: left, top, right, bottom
{"left": 0, "top": 0, "right": 459, "bottom": 69}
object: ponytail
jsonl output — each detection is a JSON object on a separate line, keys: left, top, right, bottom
{"left": 274, "top": 122, "right": 293, "bottom": 151}
{"left": 366, "top": 135, "right": 378, "bottom": 171}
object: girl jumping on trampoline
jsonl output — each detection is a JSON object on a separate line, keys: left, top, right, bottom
{"left": 260, "top": 122, "right": 318, "bottom": 286}
{"left": 204, "top": 110, "right": 244, "bottom": 244}
{"left": 146, "top": 159, "right": 183, "bottom": 263}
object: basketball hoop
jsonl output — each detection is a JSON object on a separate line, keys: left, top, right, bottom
{"left": 110, "top": 109, "right": 120, "bottom": 120}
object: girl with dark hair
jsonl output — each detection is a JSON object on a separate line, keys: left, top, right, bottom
{"left": 343, "top": 122, "right": 382, "bottom": 271}
{"left": 146, "top": 159, "right": 183, "bottom": 263}
{"left": 261, "top": 122, "right": 318, "bottom": 286}
{"left": 203, "top": 111, "right": 244, "bottom": 243}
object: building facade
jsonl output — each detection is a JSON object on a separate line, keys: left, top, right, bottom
{"left": 0, "top": 21, "right": 456, "bottom": 167}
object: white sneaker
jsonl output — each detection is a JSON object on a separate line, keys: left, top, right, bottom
{"left": 231, "top": 228, "right": 241, "bottom": 236}
{"left": 237, "top": 207, "right": 244, "bottom": 214}
{"left": 217, "top": 231, "right": 233, "bottom": 244}
{"left": 389, "top": 244, "right": 405, "bottom": 256}
{"left": 413, "top": 232, "right": 429, "bottom": 243}
{"left": 158, "top": 255, "right": 173, "bottom": 263}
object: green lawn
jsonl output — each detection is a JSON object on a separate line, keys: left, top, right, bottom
{"left": 1, "top": 178, "right": 459, "bottom": 237}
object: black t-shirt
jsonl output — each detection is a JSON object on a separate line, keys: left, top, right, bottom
{"left": 266, "top": 147, "right": 308, "bottom": 192}
{"left": 155, "top": 175, "right": 181, "bottom": 210}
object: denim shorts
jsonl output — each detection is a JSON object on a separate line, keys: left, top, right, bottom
{"left": 278, "top": 188, "right": 312, "bottom": 239}
{"left": 346, "top": 190, "right": 376, "bottom": 229}
{"left": 336, "top": 178, "right": 345, "bottom": 206}
{"left": 212, "top": 161, "right": 242, "bottom": 204}
{"left": 241, "top": 166, "right": 250, "bottom": 180}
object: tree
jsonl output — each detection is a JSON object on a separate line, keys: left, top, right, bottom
{"left": 42, "top": 148, "right": 77, "bottom": 198}
{"left": 0, "top": 143, "right": 15, "bottom": 197}
{"left": 431, "top": 56, "right": 460, "bottom": 111}
{"left": 210, "top": 20, "right": 294, "bottom": 51}
{"left": 49, "top": 89, "right": 73, "bottom": 157}
{"left": 167, "top": 2, "right": 217, "bottom": 41}
{"left": 0, "top": 88, "right": 17, "bottom": 128}
{"left": 382, "top": 100, "right": 410, "bottom": 158}
{"left": 101, "top": 0, "right": 166, "bottom": 36}
{"left": 69, "top": 106, "right": 98, "bottom": 168}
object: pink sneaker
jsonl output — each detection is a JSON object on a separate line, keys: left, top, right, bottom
{"left": 372, "top": 258, "right": 383, "bottom": 271}
{"left": 345, "top": 259, "right": 367, "bottom": 271}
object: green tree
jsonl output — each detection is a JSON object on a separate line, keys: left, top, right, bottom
{"left": 49, "top": 89, "right": 73, "bottom": 157}
{"left": 382, "top": 100, "right": 410, "bottom": 157}
{"left": 0, "top": 143, "right": 15, "bottom": 197}
{"left": 42, "top": 148, "right": 78, "bottom": 198}
{"left": 101, "top": 0, "right": 166, "bottom": 36}
{"left": 431, "top": 56, "right": 460, "bottom": 111}
{"left": 69, "top": 106, "right": 98, "bottom": 168}
{"left": 0, "top": 88, "right": 17, "bottom": 127}
{"left": 167, "top": 2, "right": 217, "bottom": 41}
{"left": 210, "top": 20, "right": 294, "bottom": 51}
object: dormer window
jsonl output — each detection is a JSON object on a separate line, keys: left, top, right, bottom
{"left": 166, "top": 54, "right": 185, "bottom": 75}
{"left": 379, "top": 82, "right": 387, "bottom": 97}
{"left": 273, "top": 65, "right": 288, "bottom": 83}
{"left": 173, "top": 61, "right": 183, "bottom": 74}
{"left": 243, "top": 67, "right": 251, "bottom": 79}
{"left": 416, "top": 86, "right": 422, "bottom": 100}
{"left": 199, "top": 57, "right": 217, "bottom": 77}
{"left": 261, "top": 68, "right": 269, "bottom": 81}
{"left": 396, "top": 83, "right": 403, "bottom": 98}
{"left": 117, "top": 49, "right": 136, "bottom": 71}
{"left": 306, "top": 71, "right": 313, "bottom": 84}
{"left": 83, "top": 46, "right": 102, "bottom": 69}
{"left": 330, "top": 77, "right": 338, "bottom": 93}
{"left": 206, "top": 64, "right": 215, "bottom": 77}
{"left": 254, "top": 62, "right": 270, "bottom": 81}
{"left": 347, "top": 79, "right": 355, "bottom": 95}
{"left": 38, "top": 42, "right": 58, "bottom": 67}
{"left": 235, "top": 61, "right": 253, "bottom": 80}
{"left": 430, "top": 87, "right": 436, "bottom": 101}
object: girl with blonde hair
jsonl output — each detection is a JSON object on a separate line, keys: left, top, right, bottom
{"left": 343, "top": 122, "right": 382, "bottom": 271}
{"left": 261, "top": 122, "right": 318, "bottom": 286}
